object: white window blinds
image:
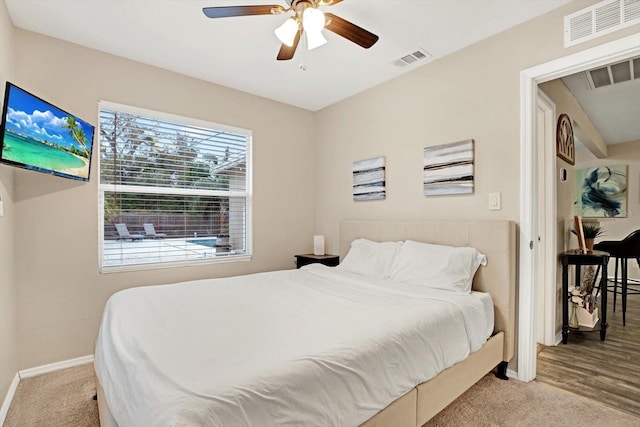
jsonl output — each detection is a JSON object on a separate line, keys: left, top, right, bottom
{"left": 98, "top": 102, "right": 252, "bottom": 272}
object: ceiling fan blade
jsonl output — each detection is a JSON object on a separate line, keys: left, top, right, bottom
{"left": 318, "top": 0, "right": 344, "bottom": 5}
{"left": 277, "top": 29, "right": 301, "bottom": 61}
{"left": 324, "top": 13, "right": 379, "bottom": 49}
{"left": 202, "top": 5, "right": 283, "bottom": 19}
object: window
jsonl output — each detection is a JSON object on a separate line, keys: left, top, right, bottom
{"left": 98, "top": 102, "right": 252, "bottom": 272}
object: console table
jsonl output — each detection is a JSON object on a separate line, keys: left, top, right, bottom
{"left": 560, "top": 250, "right": 610, "bottom": 344}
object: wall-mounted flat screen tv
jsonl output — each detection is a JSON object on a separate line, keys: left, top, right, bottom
{"left": 0, "top": 82, "right": 95, "bottom": 181}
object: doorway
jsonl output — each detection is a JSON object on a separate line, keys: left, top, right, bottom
{"left": 518, "top": 33, "right": 640, "bottom": 382}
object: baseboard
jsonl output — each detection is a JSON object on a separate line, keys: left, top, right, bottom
{"left": 506, "top": 368, "right": 518, "bottom": 379}
{"left": 555, "top": 331, "right": 562, "bottom": 346}
{"left": 19, "top": 355, "right": 94, "bottom": 379}
{"left": 0, "top": 373, "right": 20, "bottom": 425}
{"left": 0, "top": 355, "right": 94, "bottom": 424}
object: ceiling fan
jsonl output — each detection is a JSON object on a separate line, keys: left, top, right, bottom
{"left": 202, "top": 0, "right": 379, "bottom": 61}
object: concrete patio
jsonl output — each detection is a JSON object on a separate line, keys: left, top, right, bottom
{"left": 103, "top": 237, "right": 227, "bottom": 267}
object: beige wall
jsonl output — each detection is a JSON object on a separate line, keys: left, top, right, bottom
{"left": 314, "top": 0, "right": 633, "bottom": 251}
{"left": 539, "top": 80, "right": 608, "bottom": 159}
{"left": 314, "top": 0, "right": 640, "bottom": 370}
{"left": 0, "top": 0, "right": 17, "bottom": 403}
{"left": 555, "top": 155, "right": 576, "bottom": 333}
{"left": 12, "top": 30, "right": 316, "bottom": 369}
{"left": 4, "top": 0, "right": 640, "bottom": 375}
{"left": 576, "top": 141, "right": 640, "bottom": 277}
{"left": 539, "top": 77, "right": 609, "bottom": 334}
{"left": 541, "top": 79, "right": 640, "bottom": 335}
{"left": 539, "top": 77, "right": 608, "bottom": 259}
{"left": 541, "top": 140, "right": 640, "bottom": 336}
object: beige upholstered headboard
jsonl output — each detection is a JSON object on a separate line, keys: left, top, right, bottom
{"left": 339, "top": 220, "right": 517, "bottom": 362}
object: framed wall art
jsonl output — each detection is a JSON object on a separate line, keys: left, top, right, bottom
{"left": 353, "top": 156, "right": 385, "bottom": 201}
{"left": 556, "top": 113, "right": 575, "bottom": 165}
{"left": 423, "top": 139, "right": 474, "bottom": 196}
{"left": 575, "top": 165, "right": 627, "bottom": 218}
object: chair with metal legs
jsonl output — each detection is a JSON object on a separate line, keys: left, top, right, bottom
{"left": 594, "top": 230, "right": 640, "bottom": 326}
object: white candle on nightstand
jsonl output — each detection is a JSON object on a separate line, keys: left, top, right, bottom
{"left": 313, "top": 235, "right": 325, "bottom": 256}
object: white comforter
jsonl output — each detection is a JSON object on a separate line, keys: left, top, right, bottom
{"left": 94, "top": 264, "right": 494, "bottom": 427}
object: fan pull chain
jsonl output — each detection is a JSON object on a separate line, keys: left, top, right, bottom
{"left": 299, "top": 32, "right": 308, "bottom": 71}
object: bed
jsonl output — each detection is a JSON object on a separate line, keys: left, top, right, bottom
{"left": 94, "top": 220, "right": 516, "bottom": 427}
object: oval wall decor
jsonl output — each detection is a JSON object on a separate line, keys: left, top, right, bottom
{"left": 556, "top": 113, "right": 575, "bottom": 165}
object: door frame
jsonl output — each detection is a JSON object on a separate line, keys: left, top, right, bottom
{"left": 536, "top": 88, "right": 557, "bottom": 346}
{"left": 518, "top": 33, "right": 640, "bottom": 382}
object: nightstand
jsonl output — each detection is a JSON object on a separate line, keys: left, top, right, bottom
{"left": 295, "top": 254, "right": 339, "bottom": 269}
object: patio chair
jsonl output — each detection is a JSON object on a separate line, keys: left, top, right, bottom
{"left": 143, "top": 223, "right": 167, "bottom": 238}
{"left": 115, "top": 223, "right": 144, "bottom": 241}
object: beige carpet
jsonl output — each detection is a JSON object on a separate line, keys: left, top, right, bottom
{"left": 426, "top": 374, "right": 640, "bottom": 426}
{"left": 3, "top": 363, "right": 640, "bottom": 426}
{"left": 3, "top": 363, "right": 98, "bottom": 427}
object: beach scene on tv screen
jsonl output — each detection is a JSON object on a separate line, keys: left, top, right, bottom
{"left": 1, "top": 86, "right": 93, "bottom": 179}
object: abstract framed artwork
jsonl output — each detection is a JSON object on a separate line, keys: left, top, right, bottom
{"left": 575, "top": 165, "right": 627, "bottom": 218}
{"left": 353, "top": 156, "right": 385, "bottom": 201}
{"left": 423, "top": 139, "right": 474, "bottom": 196}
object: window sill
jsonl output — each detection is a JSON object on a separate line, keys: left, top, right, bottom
{"left": 99, "top": 254, "right": 252, "bottom": 274}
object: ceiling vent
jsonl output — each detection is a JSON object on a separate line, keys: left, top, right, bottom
{"left": 564, "top": 0, "right": 640, "bottom": 47}
{"left": 585, "top": 57, "right": 640, "bottom": 88}
{"left": 392, "top": 49, "right": 432, "bottom": 68}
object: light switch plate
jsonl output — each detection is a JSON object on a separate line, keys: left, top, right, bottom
{"left": 489, "top": 192, "right": 501, "bottom": 211}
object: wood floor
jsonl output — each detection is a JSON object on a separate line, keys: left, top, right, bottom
{"left": 537, "top": 289, "right": 640, "bottom": 417}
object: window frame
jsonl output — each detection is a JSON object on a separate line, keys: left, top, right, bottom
{"left": 97, "top": 100, "right": 253, "bottom": 273}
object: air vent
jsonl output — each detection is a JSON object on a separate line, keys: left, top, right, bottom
{"left": 392, "top": 49, "right": 432, "bottom": 68}
{"left": 589, "top": 66, "right": 611, "bottom": 88}
{"left": 585, "top": 57, "right": 639, "bottom": 88}
{"left": 564, "top": 0, "right": 640, "bottom": 47}
{"left": 611, "top": 61, "right": 631, "bottom": 82}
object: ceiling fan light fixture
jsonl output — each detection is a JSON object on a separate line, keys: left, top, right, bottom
{"left": 306, "top": 30, "right": 327, "bottom": 50}
{"left": 275, "top": 17, "right": 299, "bottom": 47}
{"left": 203, "top": 1, "right": 379, "bottom": 61}
{"left": 302, "top": 7, "right": 326, "bottom": 50}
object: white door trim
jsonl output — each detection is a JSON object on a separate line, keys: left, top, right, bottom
{"left": 537, "top": 88, "right": 557, "bottom": 347}
{"left": 518, "top": 32, "right": 640, "bottom": 382}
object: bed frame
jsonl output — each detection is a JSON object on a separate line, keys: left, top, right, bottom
{"left": 343, "top": 220, "right": 516, "bottom": 427}
{"left": 96, "top": 220, "right": 516, "bottom": 427}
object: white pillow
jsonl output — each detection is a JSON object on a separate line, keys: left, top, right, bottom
{"left": 388, "top": 240, "right": 487, "bottom": 293}
{"left": 338, "top": 239, "right": 403, "bottom": 279}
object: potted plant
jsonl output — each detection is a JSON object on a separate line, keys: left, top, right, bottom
{"left": 572, "top": 223, "right": 604, "bottom": 252}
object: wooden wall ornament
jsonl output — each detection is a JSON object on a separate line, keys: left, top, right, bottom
{"left": 556, "top": 113, "right": 575, "bottom": 165}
